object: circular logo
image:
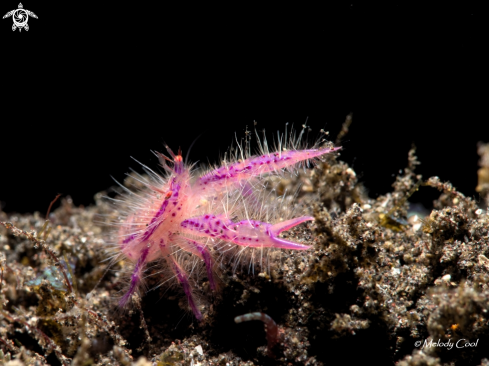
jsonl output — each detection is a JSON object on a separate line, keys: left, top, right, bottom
{"left": 13, "top": 9, "right": 28, "bottom": 27}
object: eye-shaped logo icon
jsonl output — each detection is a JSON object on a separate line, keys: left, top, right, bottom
{"left": 3, "top": 3, "right": 37, "bottom": 32}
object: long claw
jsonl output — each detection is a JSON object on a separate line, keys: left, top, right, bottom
{"left": 181, "top": 215, "right": 313, "bottom": 250}
{"left": 195, "top": 147, "right": 341, "bottom": 195}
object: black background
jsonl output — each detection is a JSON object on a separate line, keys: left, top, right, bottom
{"left": 1, "top": 2, "right": 487, "bottom": 214}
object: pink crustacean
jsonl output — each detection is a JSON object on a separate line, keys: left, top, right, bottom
{"left": 109, "top": 128, "right": 341, "bottom": 320}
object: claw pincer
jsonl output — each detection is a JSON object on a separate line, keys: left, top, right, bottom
{"left": 181, "top": 215, "right": 313, "bottom": 250}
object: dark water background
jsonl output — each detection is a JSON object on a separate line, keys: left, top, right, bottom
{"left": 1, "top": 2, "right": 486, "bottom": 214}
